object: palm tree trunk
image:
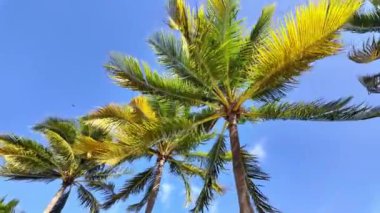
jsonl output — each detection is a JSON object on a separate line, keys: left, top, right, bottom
{"left": 44, "top": 183, "right": 70, "bottom": 213}
{"left": 145, "top": 157, "right": 165, "bottom": 213}
{"left": 228, "top": 113, "right": 254, "bottom": 213}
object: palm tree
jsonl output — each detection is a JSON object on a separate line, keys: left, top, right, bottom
{"left": 104, "top": 0, "right": 380, "bottom": 211}
{"left": 0, "top": 118, "right": 115, "bottom": 213}
{"left": 346, "top": 0, "right": 380, "bottom": 93}
{"left": 0, "top": 197, "right": 19, "bottom": 213}
{"left": 76, "top": 96, "right": 238, "bottom": 212}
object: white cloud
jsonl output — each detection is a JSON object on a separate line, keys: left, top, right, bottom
{"left": 161, "top": 183, "right": 174, "bottom": 204}
{"left": 249, "top": 138, "right": 267, "bottom": 160}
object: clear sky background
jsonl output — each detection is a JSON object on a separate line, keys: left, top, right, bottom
{"left": 0, "top": 0, "right": 380, "bottom": 212}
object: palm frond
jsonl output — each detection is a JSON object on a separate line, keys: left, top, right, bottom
{"left": 359, "top": 73, "right": 380, "bottom": 93}
{"left": 250, "top": 4, "right": 276, "bottom": 44}
{"left": 126, "top": 178, "right": 154, "bottom": 212}
{"left": 148, "top": 31, "right": 209, "bottom": 87}
{"left": 0, "top": 197, "right": 19, "bottom": 213}
{"left": 38, "top": 129, "right": 75, "bottom": 163}
{"left": 33, "top": 117, "right": 77, "bottom": 144}
{"left": 77, "top": 184, "right": 100, "bottom": 213}
{"left": 103, "top": 167, "right": 155, "bottom": 209}
{"left": 247, "top": 97, "right": 380, "bottom": 121}
{"left": 349, "top": 36, "right": 380, "bottom": 63}
{"left": 239, "top": 0, "right": 361, "bottom": 105}
{"left": 168, "top": 161, "right": 192, "bottom": 206}
{"left": 106, "top": 53, "right": 214, "bottom": 106}
{"left": 191, "top": 125, "right": 227, "bottom": 212}
{"left": 346, "top": 7, "right": 380, "bottom": 33}
{"left": 240, "top": 148, "right": 278, "bottom": 213}
{"left": 0, "top": 135, "right": 56, "bottom": 167}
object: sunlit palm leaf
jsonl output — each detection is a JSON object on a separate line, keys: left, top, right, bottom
{"left": 240, "top": 0, "right": 361, "bottom": 104}
{"left": 106, "top": 53, "right": 214, "bottom": 106}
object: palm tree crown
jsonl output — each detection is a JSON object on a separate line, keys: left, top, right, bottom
{"left": 0, "top": 118, "right": 114, "bottom": 213}
{"left": 77, "top": 96, "right": 233, "bottom": 212}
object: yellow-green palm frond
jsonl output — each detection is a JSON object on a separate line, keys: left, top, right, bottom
{"left": 33, "top": 117, "right": 77, "bottom": 144}
{"left": 349, "top": 36, "right": 380, "bottom": 63}
{"left": 74, "top": 136, "right": 138, "bottom": 166}
{"left": 129, "top": 96, "right": 157, "bottom": 121}
{"left": 84, "top": 103, "right": 136, "bottom": 131}
{"left": 106, "top": 53, "right": 215, "bottom": 106}
{"left": 239, "top": 0, "right": 361, "bottom": 104}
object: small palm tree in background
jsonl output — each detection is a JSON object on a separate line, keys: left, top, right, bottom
{"left": 0, "top": 118, "right": 115, "bottom": 213}
{"left": 104, "top": 0, "right": 378, "bottom": 212}
{"left": 76, "top": 96, "right": 235, "bottom": 212}
{"left": 0, "top": 197, "right": 19, "bottom": 213}
{"left": 346, "top": 0, "right": 380, "bottom": 93}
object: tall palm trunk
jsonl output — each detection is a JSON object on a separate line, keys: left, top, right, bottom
{"left": 228, "top": 113, "right": 254, "bottom": 213}
{"left": 145, "top": 157, "right": 165, "bottom": 213}
{"left": 44, "top": 183, "right": 70, "bottom": 213}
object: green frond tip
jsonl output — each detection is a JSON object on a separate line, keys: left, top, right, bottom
{"left": 359, "top": 73, "right": 380, "bottom": 93}
{"left": 250, "top": 3, "right": 276, "bottom": 43}
{"left": 349, "top": 37, "right": 380, "bottom": 63}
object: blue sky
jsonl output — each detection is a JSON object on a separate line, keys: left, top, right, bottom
{"left": 1, "top": 0, "right": 380, "bottom": 212}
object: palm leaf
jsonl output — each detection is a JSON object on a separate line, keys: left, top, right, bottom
{"left": 191, "top": 125, "right": 227, "bottom": 212}
{"left": 349, "top": 36, "right": 380, "bottom": 63}
{"left": 77, "top": 184, "right": 100, "bottom": 213}
{"left": 240, "top": 148, "right": 278, "bottom": 213}
{"left": 239, "top": 0, "right": 361, "bottom": 105}
{"left": 106, "top": 53, "right": 214, "bottom": 106}
{"left": 247, "top": 97, "right": 380, "bottom": 121}
{"left": 102, "top": 166, "right": 155, "bottom": 209}
{"left": 346, "top": 7, "right": 380, "bottom": 33}
{"left": 33, "top": 118, "right": 77, "bottom": 144}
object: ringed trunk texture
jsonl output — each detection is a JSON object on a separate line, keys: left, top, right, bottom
{"left": 228, "top": 113, "right": 254, "bottom": 213}
{"left": 44, "top": 184, "right": 70, "bottom": 213}
{"left": 145, "top": 157, "right": 165, "bottom": 213}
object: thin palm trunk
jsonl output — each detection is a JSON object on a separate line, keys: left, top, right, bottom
{"left": 228, "top": 113, "right": 254, "bottom": 213}
{"left": 145, "top": 157, "right": 165, "bottom": 213}
{"left": 44, "top": 183, "right": 70, "bottom": 213}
